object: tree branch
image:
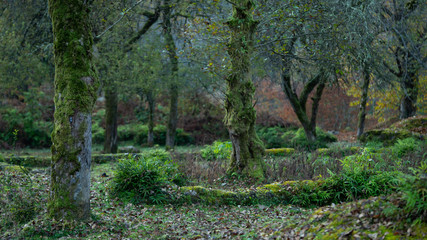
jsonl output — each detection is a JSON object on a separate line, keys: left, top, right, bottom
{"left": 94, "top": 0, "right": 146, "bottom": 43}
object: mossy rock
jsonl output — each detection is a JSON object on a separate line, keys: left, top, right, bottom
{"left": 390, "top": 116, "right": 427, "bottom": 134}
{"left": 359, "top": 129, "right": 423, "bottom": 146}
{"left": 265, "top": 148, "right": 295, "bottom": 156}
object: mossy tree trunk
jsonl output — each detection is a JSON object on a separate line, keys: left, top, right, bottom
{"left": 357, "top": 68, "right": 370, "bottom": 139}
{"left": 225, "top": 0, "right": 265, "bottom": 181}
{"left": 104, "top": 83, "right": 118, "bottom": 153}
{"left": 146, "top": 89, "right": 155, "bottom": 147}
{"left": 163, "top": 1, "right": 179, "bottom": 150}
{"left": 48, "top": 0, "right": 98, "bottom": 221}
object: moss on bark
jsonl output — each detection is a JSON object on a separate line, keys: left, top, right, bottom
{"left": 224, "top": 0, "right": 265, "bottom": 181}
{"left": 48, "top": 0, "right": 98, "bottom": 221}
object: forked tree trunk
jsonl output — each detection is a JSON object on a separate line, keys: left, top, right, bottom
{"left": 281, "top": 68, "right": 326, "bottom": 145}
{"left": 48, "top": 0, "right": 98, "bottom": 221}
{"left": 146, "top": 90, "right": 155, "bottom": 147}
{"left": 357, "top": 69, "right": 370, "bottom": 139}
{"left": 225, "top": 0, "right": 265, "bottom": 181}
{"left": 104, "top": 85, "right": 118, "bottom": 153}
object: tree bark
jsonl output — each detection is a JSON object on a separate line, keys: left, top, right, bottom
{"left": 48, "top": 0, "right": 98, "bottom": 221}
{"left": 146, "top": 90, "right": 155, "bottom": 146}
{"left": 163, "top": 1, "right": 179, "bottom": 150}
{"left": 225, "top": 0, "right": 265, "bottom": 181}
{"left": 357, "top": 69, "right": 370, "bottom": 139}
{"left": 399, "top": 73, "right": 418, "bottom": 119}
{"left": 104, "top": 85, "right": 118, "bottom": 153}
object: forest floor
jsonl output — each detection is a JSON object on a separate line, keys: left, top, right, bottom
{"left": 2, "top": 160, "right": 427, "bottom": 240}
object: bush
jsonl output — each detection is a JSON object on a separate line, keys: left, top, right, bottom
{"left": 391, "top": 137, "right": 422, "bottom": 158}
{"left": 291, "top": 127, "right": 337, "bottom": 149}
{"left": 327, "top": 149, "right": 397, "bottom": 202}
{"left": 280, "top": 129, "right": 298, "bottom": 147}
{"left": 397, "top": 162, "right": 427, "bottom": 221}
{"left": 0, "top": 108, "right": 52, "bottom": 148}
{"left": 200, "top": 141, "right": 232, "bottom": 161}
{"left": 109, "top": 150, "right": 181, "bottom": 204}
{"left": 256, "top": 126, "right": 294, "bottom": 148}
{"left": 118, "top": 123, "right": 148, "bottom": 142}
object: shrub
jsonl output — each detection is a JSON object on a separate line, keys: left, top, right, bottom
{"left": 396, "top": 162, "right": 427, "bottom": 221}
{"left": 327, "top": 149, "right": 397, "bottom": 202}
{"left": 256, "top": 126, "right": 293, "bottom": 148}
{"left": 0, "top": 108, "right": 52, "bottom": 148}
{"left": 118, "top": 123, "right": 148, "bottom": 142}
{"left": 109, "top": 150, "right": 181, "bottom": 204}
{"left": 200, "top": 141, "right": 232, "bottom": 161}
{"left": 281, "top": 129, "right": 298, "bottom": 147}
{"left": 391, "top": 137, "right": 422, "bottom": 158}
{"left": 291, "top": 127, "right": 337, "bottom": 149}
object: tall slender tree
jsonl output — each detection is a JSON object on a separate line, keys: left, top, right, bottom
{"left": 48, "top": 0, "right": 98, "bottom": 220}
{"left": 224, "top": 0, "right": 265, "bottom": 181}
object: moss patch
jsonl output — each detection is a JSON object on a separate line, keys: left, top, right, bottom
{"left": 265, "top": 148, "right": 295, "bottom": 156}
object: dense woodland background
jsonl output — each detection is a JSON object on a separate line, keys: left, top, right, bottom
{"left": 0, "top": 0, "right": 425, "bottom": 150}
{"left": 1, "top": 0, "right": 427, "bottom": 239}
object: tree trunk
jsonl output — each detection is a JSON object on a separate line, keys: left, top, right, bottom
{"left": 104, "top": 85, "right": 118, "bottom": 153}
{"left": 399, "top": 74, "right": 418, "bottom": 119}
{"left": 163, "top": 1, "right": 179, "bottom": 150}
{"left": 48, "top": 0, "right": 98, "bottom": 221}
{"left": 225, "top": 0, "right": 265, "bottom": 181}
{"left": 357, "top": 70, "right": 370, "bottom": 139}
{"left": 146, "top": 90, "right": 155, "bottom": 147}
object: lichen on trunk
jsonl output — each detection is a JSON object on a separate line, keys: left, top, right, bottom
{"left": 48, "top": 0, "right": 98, "bottom": 221}
{"left": 224, "top": 0, "right": 265, "bottom": 181}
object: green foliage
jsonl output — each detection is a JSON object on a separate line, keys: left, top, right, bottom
{"left": 116, "top": 123, "right": 194, "bottom": 146}
{"left": 256, "top": 126, "right": 293, "bottom": 148}
{"left": 327, "top": 149, "right": 397, "bottom": 202}
{"left": 200, "top": 141, "right": 232, "bottom": 161}
{"left": 391, "top": 137, "right": 422, "bottom": 158}
{"left": 291, "top": 127, "right": 337, "bottom": 149}
{"left": 0, "top": 108, "right": 52, "bottom": 148}
{"left": 118, "top": 123, "right": 147, "bottom": 142}
{"left": 109, "top": 150, "right": 181, "bottom": 204}
{"left": 396, "top": 162, "right": 427, "bottom": 221}
{"left": 92, "top": 122, "right": 105, "bottom": 144}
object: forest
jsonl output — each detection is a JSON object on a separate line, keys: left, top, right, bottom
{"left": 0, "top": 0, "right": 426, "bottom": 239}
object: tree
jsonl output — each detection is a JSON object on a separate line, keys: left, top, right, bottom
{"left": 163, "top": 0, "right": 180, "bottom": 149}
{"left": 378, "top": 0, "right": 426, "bottom": 119}
{"left": 257, "top": 0, "right": 342, "bottom": 143}
{"left": 48, "top": 0, "right": 99, "bottom": 220}
{"left": 224, "top": 0, "right": 265, "bottom": 181}
{"left": 92, "top": 0, "right": 161, "bottom": 152}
